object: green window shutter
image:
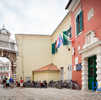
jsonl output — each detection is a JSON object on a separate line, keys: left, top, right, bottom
{"left": 76, "top": 11, "right": 83, "bottom": 36}
{"left": 51, "top": 43, "right": 55, "bottom": 54}
{"left": 51, "top": 42, "right": 58, "bottom": 55}
{"left": 79, "top": 11, "right": 83, "bottom": 32}
{"left": 76, "top": 15, "right": 79, "bottom": 35}
{"left": 55, "top": 41, "right": 58, "bottom": 53}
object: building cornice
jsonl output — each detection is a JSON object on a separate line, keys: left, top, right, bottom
{"left": 0, "top": 47, "right": 16, "bottom": 53}
{"left": 79, "top": 40, "right": 101, "bottom": 54}
{"left": 50, "top": 13, "right": 71, "bottom": 37}
{"left": 65, "top": 0, "right": 80, "bottom": 12}
{"left": 15, "top": 34, "right": 50, "bottom": 36}
{"left": 15, "top": 34, "right": 51, "bottom": 39}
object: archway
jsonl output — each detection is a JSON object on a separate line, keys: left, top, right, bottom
{"left": 0, "top": 26, "right": 16, "bottom": 81}
{"left": 0, "top": 57, "right": 11, "bottom": 79}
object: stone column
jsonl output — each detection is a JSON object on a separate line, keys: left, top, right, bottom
{"left": 82, "top": 59, "right": 88, "bottom": 90}
{"left": 13, "top": 62, "right": 16, "bottom": 81}
{"left": 96, "top": 52, "right": 101, "bottom": 89}
{"left": 1, "top": 49, "right": 3, "bottom": 56}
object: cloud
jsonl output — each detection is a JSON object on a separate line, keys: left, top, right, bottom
{"left": 0, "top": 0, "right": 69, "bottom": 38}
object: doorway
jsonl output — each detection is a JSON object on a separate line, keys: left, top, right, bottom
{"left": 88, "top": 55, "right": 97, "bottom": 90}
{"left": 60, "top": 67, "right": 64, "bottom": 81}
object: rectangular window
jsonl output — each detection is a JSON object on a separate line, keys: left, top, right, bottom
{"left": 51, "top": 41, "right": 57, "bottom": 55}
{"left": 7, "top": 67, "right": 9, "bottom": 70}
{"left": 76, "top": 11, "right": 83, "bottom": 35}
{"left": 88, "top": 8, "right": 94, "bottom": 21}
{"left": 75, "top": 57, "right": 78, "bottom": 65}
{"left": 0, "top": 67, "right": 1, "bottom": 72}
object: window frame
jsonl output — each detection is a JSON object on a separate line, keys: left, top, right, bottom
{"left": 75, "top": 8, "right": 83, "bottom": 37}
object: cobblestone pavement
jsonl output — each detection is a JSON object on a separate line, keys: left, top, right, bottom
{"left": 0, "top": 87, "right": 101, "bottom": 100}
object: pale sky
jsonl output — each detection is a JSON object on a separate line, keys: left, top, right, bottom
{"left": 0, "top": 0, "right": 69, "bottom": 39}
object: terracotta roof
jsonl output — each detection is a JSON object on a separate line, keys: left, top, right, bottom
{"left": 33, "top": 63, "right": 60, "bottom": 72}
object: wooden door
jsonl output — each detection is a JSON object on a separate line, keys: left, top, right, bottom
{"left": 88, "top": 55, "right": 97, "bottom": 90}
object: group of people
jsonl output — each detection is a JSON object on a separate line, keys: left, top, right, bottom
{"left": 1, "top": 77, "right": 14, "bottom": 88}
{"left": 16, "top": 77, "right": 24, "bottom": 88}
{"left": 0, "top": 76, "right": 24, "bottom": 88}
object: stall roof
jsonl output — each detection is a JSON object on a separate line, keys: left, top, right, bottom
{"left": 33, "top": 63, "right": 60, "bottom": 72}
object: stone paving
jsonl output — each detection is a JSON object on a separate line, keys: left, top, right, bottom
{"left": 0, "top": 87, "right": 101, "bottom": 100}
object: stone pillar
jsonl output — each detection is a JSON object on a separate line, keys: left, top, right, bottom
{"left": 13, "top": 62, "right": 16, "bottom": 81}
{"left": 82, "top": 59, "right": 88, "bottom": 90}
{"left": 1, "top": 49, "right": 3, "bottom": 56}
{"left": 96, "top": 52, "right": 101, "bottom": 89}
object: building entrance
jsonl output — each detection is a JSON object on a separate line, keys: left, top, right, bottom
{"left": 88, "top": 55, "right": 97, "bottom": 90}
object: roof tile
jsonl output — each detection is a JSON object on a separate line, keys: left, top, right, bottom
{"left": 33, "top": 63, "right": 59, "bottom": 72}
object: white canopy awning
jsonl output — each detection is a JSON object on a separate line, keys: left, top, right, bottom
{"left": 0, "top": 57, "right": 11, "bottom": 66}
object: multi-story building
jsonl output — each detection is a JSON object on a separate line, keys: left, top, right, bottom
{"left": 16, "top": 34, "right": 52, "bottom": 81}
{"left": 51, "top": 12, "right": 72, "bottom": 81}
{"left": 65, "top": 0, "right": 101, "bottom": 90}
{"left": 0, "top": 26, "right": 16, "bottom": 80}
{"left": 16, "top": 12, "right": 72, "bottom": 82}
{"left": 0, "top": 57, "right": 11, "bottom": 79}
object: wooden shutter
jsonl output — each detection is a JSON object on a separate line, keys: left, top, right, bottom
{"left": 51, "top": 41, "right": 58, "bottom": 55}
{"left": 79, "top": 11, "right": 83, "bottom": 32}
{"left": 51, "top": 43, "right": 55, "bottom": 54}
{"left": 76, "top": 15, "right": 79, "bottom": 35}
{"left": 55, "top": 41, "right": 58, "bottom": 53}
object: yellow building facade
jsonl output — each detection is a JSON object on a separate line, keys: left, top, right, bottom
{"left": 51, "top": 13, "right": 72, "bottom": 80}
{"left": 16, "top": 35, "right": 52, "bottom": 81}
{"left": 16, "top": 13, "right": 72, "bottom": 82}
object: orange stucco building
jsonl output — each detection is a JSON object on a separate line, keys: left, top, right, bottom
{"left": 66, "top": 0, "right": 101, "bottom": 90}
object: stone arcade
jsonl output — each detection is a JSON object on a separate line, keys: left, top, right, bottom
{"left": 0, "top": 26, "right": 16, "bottom": 80}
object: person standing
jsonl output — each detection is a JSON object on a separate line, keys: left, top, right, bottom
{"left": 3, "top": 78, "right": 6, "bottom": 88}
{"left": 9, "top": 77, "right": 14, "bottom": 88}
{"left": 6, "top": 78, "right": 9, "bottom": 88}
{"left": 20, "top": 77, "right": 24, "bottom": 88}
